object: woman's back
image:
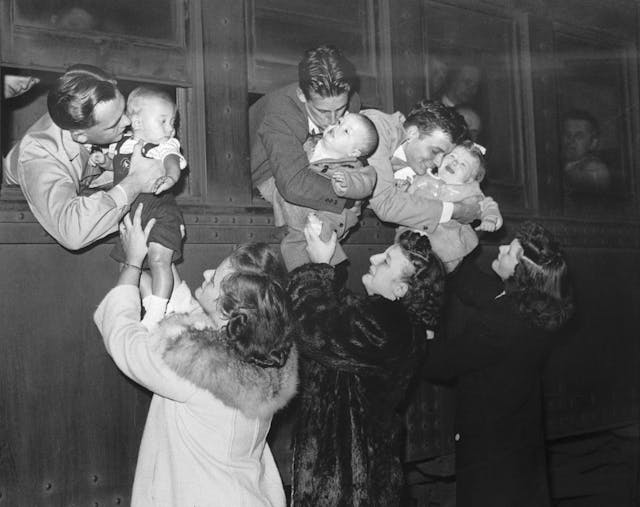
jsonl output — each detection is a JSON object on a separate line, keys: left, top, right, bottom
{"left": 95, "top": 287, "right": 296, "bottom": 507}
{"left": 133, "top": 388, "right": 284, "bottom": 507}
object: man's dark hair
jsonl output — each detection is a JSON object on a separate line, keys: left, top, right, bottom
{"left": 298, "top": 44, "right": 356, "bottom": 99}
{"left": 562, "top": 109, "right": 600, "bottom": 137}
{"left": 404, "top": 99, "right": 468, "bottom": 144}
{"left": 47, "top": 64, "right": 119, "bottom": 130}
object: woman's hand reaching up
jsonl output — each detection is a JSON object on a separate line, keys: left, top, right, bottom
{"left": 303, "top": 213, "right": 337, "bottom": 264}
{"left": 117, "top": 204, "right": 156, "bottom": 287}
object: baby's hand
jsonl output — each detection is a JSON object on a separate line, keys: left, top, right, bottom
{"left": 331, "top": 171, "right": 349, "bottom": 196}
{"left": 475, "top": 196, "right": 503, "bottom": 232}
{"left": 88, "top": 150, "right": 108, "bottom": 168}
{"left": 476, "top": 217, "right": 499, "bottom": 232}
{"left": 153, "top": 175, "right": 177, "bottom": 195}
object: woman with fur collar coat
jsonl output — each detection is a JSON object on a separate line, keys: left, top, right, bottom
{"left": 94, "top": 206, "right": 298, "bottom": 507}
{"left": 423, "top": 221, "right": 575, "bottom": 507}
{"left": 288, "top": 225, "right": 446, "bottom": 506}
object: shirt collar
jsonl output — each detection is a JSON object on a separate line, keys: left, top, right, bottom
{"left": 392, "top": 143, "right": 407, "bottom": 162}
{"left": 308, "top": 117, "right": 321, "bottom": 135}
{"left": 60, "top": 128, "right": 86, "bottom": 162}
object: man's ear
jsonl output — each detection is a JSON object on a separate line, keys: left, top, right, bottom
{"left": 296, "top": 87, "right": 307, "bottom": 104}
{"left": 130, "top": 114, "right": 142, "bottom": 131}
{"left": 405, "top": 125, "right": 420, "bottom": 141}
{"left": 70, "top": 130, "right": 88, "bottom": 144}
{"left": 589, "top": 135, "right": 600, "bottom": 152}
{"left": 393, "top": 281, "right": 409, "bottom": 300}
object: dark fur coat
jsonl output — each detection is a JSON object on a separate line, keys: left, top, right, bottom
{"left": 156, "top": 311, "right": 298, "bottom": 420}
{"left": 288, "top": 264, "right": 428, "bottom": 506}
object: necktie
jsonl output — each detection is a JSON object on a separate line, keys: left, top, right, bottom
{"left": 303, "top": 132, "right": 323, "bottom": 157}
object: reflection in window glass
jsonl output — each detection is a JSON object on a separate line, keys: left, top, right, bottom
{"left": 14, "top": 0, "right": 177, "bottom": 42}
{"left": 555, "top": 33, "right": 631, "bottom": 216}
{"left": 249, "top": 0, "right": 379, "bottom": 105}
{"left": 425, "top": 3, "right": 525, "bottom": 211}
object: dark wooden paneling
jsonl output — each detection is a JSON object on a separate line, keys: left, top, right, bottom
{"left": 201, "top": 0, "right": 252, "bottom": 206}
{"left": 527, "top": 14, "right": 562, "bottom": 214}
{"left": 0, "top": 244, "right": 148, "bottom": 505}
{"left": 0, "top": 1, "right": 191, "bottom": 85}
{"left": 484, "top": 0, "right": 638, "bottom": 39}
{"left": 247, "top": 0, "right": 392, "bottom": 109}
{"left": 543, "top": 0, "right": 637, "bottom": 40}
{"left": 390, "top": 0, "right": 424, "bottom": 114}
{"left": 543, "top": 245, "right": 640, "bottom": 437}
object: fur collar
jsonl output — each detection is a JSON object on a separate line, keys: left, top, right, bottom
{"left": 153, "top": 311, "right": 298, "bottom": 419}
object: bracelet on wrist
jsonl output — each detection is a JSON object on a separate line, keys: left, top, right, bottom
{"left": 123, "top": 261, "right": 142, "bottom": 271}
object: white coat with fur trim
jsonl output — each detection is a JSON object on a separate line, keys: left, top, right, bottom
{"left": 94, "top": 284, "right": 297, "bottom": 507}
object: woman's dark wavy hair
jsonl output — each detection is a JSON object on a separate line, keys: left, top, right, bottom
{"left": 48, "top": 64, "right": 119, "bottom": 130}
{"left": 216, "top": 243, "right": 294, "bottom": 368}
{"left": 227, "top": 242, "right": 288, "bottom": 286}
{"left": 396, "top": 230, "right": 446, "bottom": 330}
{"left": 504, "top": 221, "right": 574, "bottom": 331}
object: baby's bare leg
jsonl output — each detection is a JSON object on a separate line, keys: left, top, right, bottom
{"left": 140, "top": 242, "right": 175, "bottom": 329}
